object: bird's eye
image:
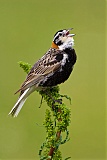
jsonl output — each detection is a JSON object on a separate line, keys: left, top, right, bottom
{"left": 59, "top": 33, "right": 62, "bottom": 36}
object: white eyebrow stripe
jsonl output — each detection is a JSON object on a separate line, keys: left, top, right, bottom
{"left": 53, "top": 32, "right": 62, "bottom": 41}
{"left": 53, "top": 30, "right": 67, "bottom": 41}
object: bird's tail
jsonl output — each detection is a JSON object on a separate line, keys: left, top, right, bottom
{"left": 8, "top": 88, "right": 31, "bottom": 117}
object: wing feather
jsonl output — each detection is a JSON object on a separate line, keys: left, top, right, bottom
{"left": 16, "top": 49, "right": 63, "bottom": 93}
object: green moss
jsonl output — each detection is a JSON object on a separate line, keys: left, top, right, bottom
{"left": 18, "top": 61, "right": 32, "bottom": 74}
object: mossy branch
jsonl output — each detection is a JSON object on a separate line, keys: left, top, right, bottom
{"left": 18, "top": 61, "right": 32, "bottom": 74}
{"left": 19, "top": 61, "right": 71, "bottom": 160}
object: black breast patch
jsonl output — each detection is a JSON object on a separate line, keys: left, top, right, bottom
{"left": 55, "top": 54, "right": 63, "bottom": 62}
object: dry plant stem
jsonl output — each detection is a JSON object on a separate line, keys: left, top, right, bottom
{"left": 48, "top": 131, "right": 61, "bottom": 160}
{"left": 48, "top": 108, "right": 62, "bottom": 160}
{"left": 48, "top": 147, "right": 55, "bottom": 160}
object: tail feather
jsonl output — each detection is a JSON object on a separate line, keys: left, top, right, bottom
{"left": 8, "top": 88, "right": 30, "bottom": 117}
{"left": 9, "top": 98, "right": 27, "bottom": 117}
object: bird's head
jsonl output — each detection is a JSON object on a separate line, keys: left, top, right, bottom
{"left": 51, "top": 28, "right": 75, "bottom": 50}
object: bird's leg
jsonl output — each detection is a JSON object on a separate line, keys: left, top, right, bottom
{"left": 44, "top": 89, "right": 62, "bottom": 105}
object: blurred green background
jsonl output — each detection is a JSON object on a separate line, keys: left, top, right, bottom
{"left": 0, "top": 0, "right": 106, "bottom": 159}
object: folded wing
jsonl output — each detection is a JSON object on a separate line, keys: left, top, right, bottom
{"left": 15, "top": 49, "right": 63, "bottom": 94}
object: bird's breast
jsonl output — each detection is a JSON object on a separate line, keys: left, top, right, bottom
{"left": 61, "top": 54, "right": 68, "bottom": 66}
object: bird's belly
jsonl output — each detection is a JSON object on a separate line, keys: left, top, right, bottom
{"left": 40, "top": 63, "right": 73, "bottom": 87}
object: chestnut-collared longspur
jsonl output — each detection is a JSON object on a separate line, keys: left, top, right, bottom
{"left": 9, "top": 28, "right": 77, "bottom": 117}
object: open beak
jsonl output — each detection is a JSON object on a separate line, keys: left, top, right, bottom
{"left": 66, "top": 28, "right": 75, "bottom": 37}
{"left": 68, "top": 33, "right": 75, "bottom": 37}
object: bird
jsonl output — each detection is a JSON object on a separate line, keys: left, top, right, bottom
{"left": 8, "top": 28, "right": 77, "bottom": 117}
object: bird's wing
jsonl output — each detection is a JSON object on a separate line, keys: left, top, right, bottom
{"left": 15, "top": 49, "right": 63, "bottom": 93}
